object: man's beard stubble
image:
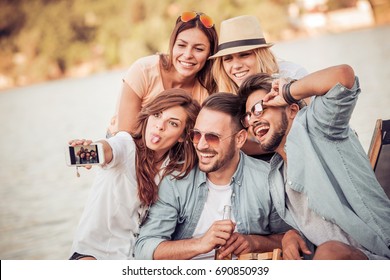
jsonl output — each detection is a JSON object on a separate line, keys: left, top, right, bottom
{"left": 198, "top": 137, "right": 236, "bottom": 174}
{"left": 260, "top": 111, "right": 288, "bottom": 152}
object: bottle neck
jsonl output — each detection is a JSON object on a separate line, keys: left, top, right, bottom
{"left": 222, "top": 205, "right": 232, "bottom": 220}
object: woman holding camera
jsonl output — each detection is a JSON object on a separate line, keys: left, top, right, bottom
{"left": 69, "top": 89, "right": 200, "bottom": 259}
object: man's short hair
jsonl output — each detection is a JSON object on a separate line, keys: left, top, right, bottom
{"left": 237, "top": 73, "right": 273, "bottom": 117}
{"left": 201, "top": 92, "right": 244, "bottom": 131}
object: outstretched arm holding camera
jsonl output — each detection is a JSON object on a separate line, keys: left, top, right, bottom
{"left": 69, "top": 139, "right": 113, "bottom": 168}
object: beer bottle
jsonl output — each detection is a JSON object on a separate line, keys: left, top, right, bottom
{"left": 214, "top": 205, "right": 232, "bottom": 260}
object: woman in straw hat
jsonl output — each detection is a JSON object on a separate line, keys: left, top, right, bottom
{"left": 210, "top": 15, "right": 307, "bottom": 95}
{"left": 210, "top": 15, "right": 307, "bottom": 157}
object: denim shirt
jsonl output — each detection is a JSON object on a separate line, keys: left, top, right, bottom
{"left": 135, "top": 151, "right": 291, "bottom": 259}
{"left": 269, "top": 77, "right": 390, "bottom": 258}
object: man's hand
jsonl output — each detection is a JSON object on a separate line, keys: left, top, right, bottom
{"left": 197, "top": 220, "right": 235, "bottom": 254}
{"left": 215, "top": 233, "right": 255, "bottom": 259}
{"left": 153, "top": 220, "right": 235, "bottom": 260}
{"left": 282, "top": 229, "right": 312, "bottom": 260}
{"left": 78, "top": 256, "right": 97, "bottom": 260}
{"left": 262, "top": 78, "right": 289, "bottom": 107}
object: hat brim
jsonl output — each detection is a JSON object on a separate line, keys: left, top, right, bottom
{"left": 209, "top": 43, "right": 273, "bottom": 59}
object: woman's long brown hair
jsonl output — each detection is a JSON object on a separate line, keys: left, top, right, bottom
{"left": 160, "top": 13, "right": 218, "bottom": 94}
{"left": 131, "top": 89, "right": 200, "bottom": 206}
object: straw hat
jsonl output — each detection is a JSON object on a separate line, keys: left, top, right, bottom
{"left": 209, "top": 15, "right": 273, "bottom": 59}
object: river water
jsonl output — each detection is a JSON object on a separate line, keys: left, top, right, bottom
{"left": 0, "top": 25, "right": 389, "bottom": 259}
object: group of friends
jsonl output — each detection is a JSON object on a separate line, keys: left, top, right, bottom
{"left": 68, "top": 12, "right": 390, "bottom": 260}
{"left": 75, "top": 147, "right": 98, "bottom": 165}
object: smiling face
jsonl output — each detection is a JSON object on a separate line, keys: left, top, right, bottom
{"left": 193, "top": 108, "right": 240, "bottom": 181}
{"left": 172, "top": 28, "right": 211, "bottom": 79}
{"left": 245, "top": 89, "right": 288, "bottom": 153}
{"left": 145, "top": 106, "right": 188, "bottom": 159}
{"left": 222, "top": 50, "right": 258, "bottom": 86}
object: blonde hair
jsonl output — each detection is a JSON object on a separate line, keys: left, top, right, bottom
{"left": 212, "top": 48, "right": 279, "bottom": 94}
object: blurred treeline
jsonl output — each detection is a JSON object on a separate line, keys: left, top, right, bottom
{"left": 0, "top": 0, "right": 388, "bottom": 89}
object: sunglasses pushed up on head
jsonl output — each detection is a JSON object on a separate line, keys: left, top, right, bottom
{"left": 180, "top": 11, "right": 214, "bottom": 28}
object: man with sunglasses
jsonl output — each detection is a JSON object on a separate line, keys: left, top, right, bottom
{"left": 237, "top": 65, "right": 390, "bottom": 260}
{"left": 135, "top": 93, "right": 291, "bottom": 260}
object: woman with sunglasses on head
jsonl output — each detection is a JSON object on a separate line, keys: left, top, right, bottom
{"left": 107, "top": 11, "right": 218, "bottom": 136}
{"left": 210, "top": 15, "right": 307, "bottom": 158}
{"left": 69, "top": 89, "right": 200, "bottom": 260}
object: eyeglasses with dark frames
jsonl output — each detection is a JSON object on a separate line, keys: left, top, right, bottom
{"left": 241, "top": 100, "right": 265, "bottom": 128}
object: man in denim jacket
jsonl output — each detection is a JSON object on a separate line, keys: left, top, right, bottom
{"left": 135, "top": 93, "right": 291, "bottom": 260}
{"left": 238, "top": 65, "right": 390, "bottom": 259}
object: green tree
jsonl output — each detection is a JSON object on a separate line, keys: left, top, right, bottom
{"left": 0, "top": 0, "right": 329, "bottom": 88}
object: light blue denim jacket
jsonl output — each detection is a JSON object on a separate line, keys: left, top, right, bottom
{"left": 269, "top": 77, "right": 390, "bottom": 258}
{"left": 135, "top": 151, "right": 291, "bottom": 259}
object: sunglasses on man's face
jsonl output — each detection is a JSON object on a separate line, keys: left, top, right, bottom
{"left": 180, "top": 11, "right": 214, "bottom": 28}
{"left": 241, "top": 100, "right": 265, "bottom": 128}
{"left": 190, "top": 129, "right": 238, "bottom": 147}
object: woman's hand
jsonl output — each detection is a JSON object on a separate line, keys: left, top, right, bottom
{"left": 68, "top": 139, "right": 94, "bottom": 169}
{"left": 68, "top": 139, "right": 93, "bottom": 146}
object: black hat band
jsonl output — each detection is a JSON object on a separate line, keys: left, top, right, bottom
{"left": 218, "top": 38, "right": 267, "bottom": 51}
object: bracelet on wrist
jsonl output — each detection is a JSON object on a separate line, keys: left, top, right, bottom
{"left": 282, "top": 79, "right": 299, "bottom": 105}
